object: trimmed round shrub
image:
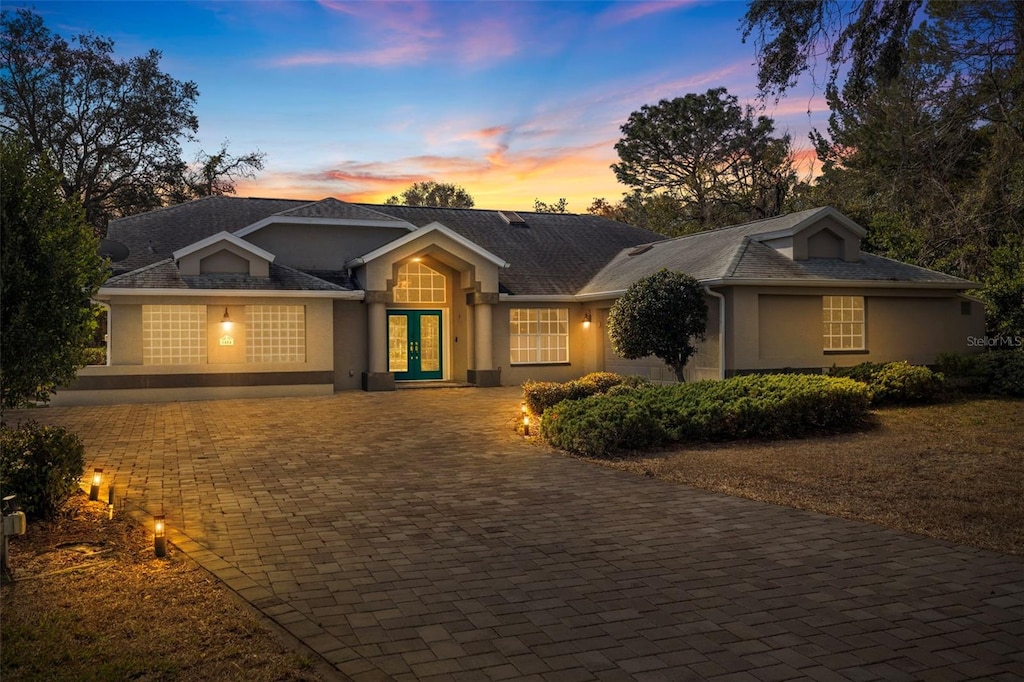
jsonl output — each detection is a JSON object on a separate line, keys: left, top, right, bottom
{"left": 0, "top": 421, "right": 86, "bottom": 519}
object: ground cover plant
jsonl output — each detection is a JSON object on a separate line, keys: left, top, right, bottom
{"left": 0, "top": 492, "right": 323, "bottom": 681}
{"left": 589, "top": 398, "right": 1024, "bottom": 556}
{"left": 828, "top": 360, "right": 947, "bottom": 405}
{"left": 539, "top": 373, "right": 871, "bottom": 458}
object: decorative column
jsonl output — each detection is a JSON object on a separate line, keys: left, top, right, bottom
{"left": 467, "top": 291, "right": 501, "bottom": 387}
{"left": 362, "top": 291, "right": 395, "bottom": 391}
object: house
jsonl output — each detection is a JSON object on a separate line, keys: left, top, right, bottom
{"left": 55, "top": 198, "right": 985, "bottom": 405}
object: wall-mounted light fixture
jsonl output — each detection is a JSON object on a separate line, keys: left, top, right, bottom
{"left": 154, "top": 515, "right": 167, "bottom": 558}
{"left": 221, "top": 307, "right": 233, "bottom": 332}
{"left": 582, "top": 311, "right": 592, "bottom": 329}
{"left": 89, "top": 468, "right": 103, "bottom": 501}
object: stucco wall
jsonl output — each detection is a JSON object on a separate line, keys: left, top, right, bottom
{"left": 102, "top": 295, "right": 334, "bottom": 374}
{"left": 245, "top": 223, "right": 404, "bottom": 270}
{"left": 596, "top": 294, "right": 721, "bottom": 383}
{"left": 733, "top": 286, "right": 984, "bottom": 373}
{"left": 494, "top": 301, "right": 593, "bottom": 386}
{"left": 332, "top": 300, "right": 367, "bottom": 391}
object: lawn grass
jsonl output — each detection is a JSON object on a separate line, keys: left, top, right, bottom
{"left": 586, "top": 398, "right": 1024, "bottom": 556}
{"left": 0, "top": 493, "right": 325, "bottom": 682}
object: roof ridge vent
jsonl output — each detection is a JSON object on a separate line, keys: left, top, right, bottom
{"left": 628, "top": 244, "right": 654, "bottom": 256}
{"left": 498, "top": 210, "right": 527, "bottom": 226}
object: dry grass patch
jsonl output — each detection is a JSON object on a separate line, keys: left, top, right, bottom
{"left": 590, "top": 398, "right": 1024, "bottom": 555}
{"left": 0, "top": 492, "right": 324, "bottom": 682}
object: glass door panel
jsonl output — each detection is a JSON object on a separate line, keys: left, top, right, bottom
{"left": 388, "top": 314, "right": 408, "bottom": 372}
{"left": 420, "top": 314, "right": 440, "bottom": 372}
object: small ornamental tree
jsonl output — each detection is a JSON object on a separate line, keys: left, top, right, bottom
{"left": 607, "top": 269, "right": 708, "bottom": 382}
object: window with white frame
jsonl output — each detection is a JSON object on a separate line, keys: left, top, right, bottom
{"left": 393, "top": 261, "right": 445, "bottom": 303}
{"left": 823, "top": 295, "right": 865, "bottom": 350}
{"left": 142, "top": 305, "right": 207, "bottom": 365}
{"left": 246, "top": 305, "right": 306, "bottom": 363}
{"left": 510, "top": 308, "right": 569, "bottom": 364}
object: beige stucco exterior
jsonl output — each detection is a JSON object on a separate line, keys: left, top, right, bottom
{"left": 55, "top": 205, "right": 986, "bottom": 404}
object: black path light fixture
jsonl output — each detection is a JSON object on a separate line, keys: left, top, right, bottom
{"left": 521, "top": 402, "right": 531, "bottom": 437}
{"left": 88, "top": 468, "right": 103, "bottom": 501}
{"left": 154, "top": 514, "right": 167, "bottom": 558}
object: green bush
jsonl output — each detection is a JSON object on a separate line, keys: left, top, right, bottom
{"left": 541, "top": 373, "right": 871, "bottom": 458}
{"left": 869, "top": 361, "right": 947, "bottom": 406}
{"left": 829, "top": 361, "right": 946, "bottom": 405}
{"left": 522, "top": 372, "right": 638, "bottom": 415}
{"left": 82, "top": 346, "right": 106, "bottom": 365}
{"left": 937, "top": 351, "right": 1024, "bottom": 397}
{"left": 0, "top": 421, "right": 85, "bottom": 520}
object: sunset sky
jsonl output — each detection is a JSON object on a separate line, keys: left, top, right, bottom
{"left": 13, "top": 0, "right": 828, "bottom": 212}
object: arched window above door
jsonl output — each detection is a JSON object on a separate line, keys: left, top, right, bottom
{"left": 393, "top": 261, "right": 446, "bottom": 303}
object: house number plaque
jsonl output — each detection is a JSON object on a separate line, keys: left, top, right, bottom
{"left": 219, "top": 335, "right": 234, "bottom": 346}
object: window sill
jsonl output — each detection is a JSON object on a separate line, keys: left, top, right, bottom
{"left": 510, "top": 362, "right": 572, "bottom": 367}
{"left": 824, "top": 349, "right": 869, "bottom": 355}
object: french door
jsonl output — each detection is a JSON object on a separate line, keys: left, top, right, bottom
{"left": 387, "top": 310, "right": 443, "bottom": 381}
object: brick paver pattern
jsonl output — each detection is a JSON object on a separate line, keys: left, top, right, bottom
{"left": 15, "top": 388, "right": 1023, "bottom": 681}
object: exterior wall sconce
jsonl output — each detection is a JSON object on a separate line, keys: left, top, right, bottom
{"left": 89, "top": 468, "right": 103, "bottom": 501}
{"left": 582, "top": 312, "right": 592, "bottom": 329}
{"left": 154, "top": 515, "right": 167, "bottom": 558}
{"left": 221, "top": 307, "right": 233, "bottom": 332}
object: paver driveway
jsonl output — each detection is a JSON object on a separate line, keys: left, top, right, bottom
{"left": 15, "top": 388, "right": 1024, "bottom": 681}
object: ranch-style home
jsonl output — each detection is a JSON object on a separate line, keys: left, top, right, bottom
{"left": 55, "top": 197, "right": 985, "bottom": 405}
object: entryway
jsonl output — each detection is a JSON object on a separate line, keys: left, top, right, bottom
{"left": 387, "top": 309, "right": 443, "bottom": 381}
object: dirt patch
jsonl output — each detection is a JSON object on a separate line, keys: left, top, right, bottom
{"left": 1, "top": 492, "right": 326, "bottom": 681}
{"left": 588, "top": 398, "right": 1024, "bottom": 556}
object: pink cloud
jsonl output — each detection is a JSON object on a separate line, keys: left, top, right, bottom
{"left": 272, "top": 0, "right": 531, "bottom": 69}
{"left": 598, "top": 0, "right": 698, "bottom": 27}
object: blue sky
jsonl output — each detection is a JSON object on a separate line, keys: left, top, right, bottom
{"left": 14, "top": 0, "right": 827, "bottom": 211}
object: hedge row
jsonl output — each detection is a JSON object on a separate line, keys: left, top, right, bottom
{"left": 828, "top": 361, "right": 947, "bottom": 406}
{"left": 0, "top": 421, "right": 86, "bottom": 520}
{"left": 539, "top": 374, "right": 871, "bottom": 458}
{"left": 936, "top": 350, "right": 1024, "bottom": 397}
{"left": 522, "top": 372, "right": 648, "bottom": 415}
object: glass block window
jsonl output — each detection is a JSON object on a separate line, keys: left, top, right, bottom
{"left": 510, "top": 308, "right": 569, "bottom": 364}
{"left": 246, "top": 305, "right": 306, "bottom": 363}
{"left": 823, "top": 296, "right": 865, "bottom": 350}
{"left": 393, "top": 261, "right": 445, "bottom": 303}
{"left": 142, "top": 305, "right": 207, "bottom": 365}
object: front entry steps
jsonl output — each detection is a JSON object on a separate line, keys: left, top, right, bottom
{"left": 396, "top": 381, "right": 474, "bottom": 390}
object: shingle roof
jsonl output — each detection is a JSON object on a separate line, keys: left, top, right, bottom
{"left": 365, "top": 205, "right": 664, "bottom": 295}
{"left": 107, "top": 196, "right": 305, "bottom": 274}
{"left": 579, "top": 207, "right": 976, "bottom": 295}
{"left": 103, "top": 259, "right": 353, "bottom": 291}
{"left": 274, "top": 197, "right": 407, "bottom": 222}
{"left": 105, "top": 197, "right": 664, "bottom": 296}
{"left": 105, "top": 198, "right": 976, "bottom": 297}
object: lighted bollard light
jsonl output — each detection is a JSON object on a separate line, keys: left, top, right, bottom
{"left": 107, "top": 485, "right": 115, "bottom": 519}
{"left": 154, "top": 515, "right": 167, "bottom": 558}
{"left": 521, "top": 403, "right": 531, "bottom": 437}
{"left": 88, "top": 468, "right": 103, "bottom": 501}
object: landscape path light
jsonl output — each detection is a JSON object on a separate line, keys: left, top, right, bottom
{"left": 88, "top": 468, "right": 103, "bottom": 501}
{"left": 154, "top": 515, "right": 167, "bottom": 558}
